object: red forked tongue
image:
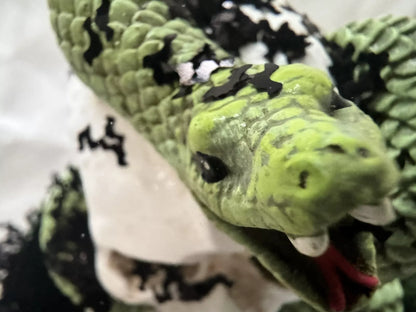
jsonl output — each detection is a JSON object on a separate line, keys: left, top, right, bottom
{"left": 314, "top": 245, "right": 379, "bottom": 312}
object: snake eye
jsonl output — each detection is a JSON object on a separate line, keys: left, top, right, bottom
{"left": 195, "top": 152, "right": 228, "bottom": 183}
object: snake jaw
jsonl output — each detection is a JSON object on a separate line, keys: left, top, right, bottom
{"left": 284, "top": 197, "right": 397, "bottom": 311}
{"left": 286, "top": 225, "right": 379, "bottom": 311}
{"left": 287, "top": 197, "right": 395, "bottom": 257}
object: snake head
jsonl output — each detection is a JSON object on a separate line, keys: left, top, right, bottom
{"left": 187, "top": 64, "right": 399, "bottom": 311}
{"left": 246, "top": 65, "right": 399, "bottom": 236}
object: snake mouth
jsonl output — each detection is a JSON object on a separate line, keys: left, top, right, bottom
{"left": 203, "top": 203, "right": 395, "bottom": 312}
{"left": 313, "top": 221, "right": 381, "bottom": 311}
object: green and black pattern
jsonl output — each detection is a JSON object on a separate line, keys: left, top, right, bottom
{"left": 2, "top": 1, "right": 416, "bottom": 312}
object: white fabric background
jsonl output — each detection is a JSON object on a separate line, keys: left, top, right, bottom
{"left": 1, "top": 0, "right": 416, "bottom": 228}
{"left": 0, "top": 0, "right": 74, "bottom": 228}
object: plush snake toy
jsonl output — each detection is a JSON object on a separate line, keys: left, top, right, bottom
{"left": 1, "top": 1, "right": 416, "bottom": 312}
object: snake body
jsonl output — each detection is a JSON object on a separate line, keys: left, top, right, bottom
{"left": 2, "top": 1, "right": 416, "bottom": 312}
{"left": 328, "top": 16, "right": 416, "bottom": 283}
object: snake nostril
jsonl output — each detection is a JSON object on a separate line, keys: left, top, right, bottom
{"left": 299, "top": 170, "right": 309, "bottom": 189}
{"left": 357, "top": 147, "right": 370, "bottom": 158}
{"left": 326, "top": 144, "right": 345, "bottom": 154}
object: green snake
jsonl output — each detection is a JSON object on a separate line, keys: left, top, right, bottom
{"left": 25, "top": 1, "right": 416, "bottom": 311}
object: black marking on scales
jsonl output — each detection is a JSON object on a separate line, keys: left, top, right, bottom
{"left": 0, "top": 210, "right": 93, "bottom": 311}
{"left": 95, "top": 0, "right": 114, "bottom": 41}
{"left": 175, "top": 43, "right": 234, "bottom": 88}
{"left": 173, "top": 85, "right": 193, "bottom": 99}
{"left": 164, "top": 0, "right": 223, "bottom": 27}
{"left": 165, "top": 0, "right": 280, "bottom": 30}
{"left": 83, "top": 17, "right": 103, "bottom": 65}
{"left": 1, "top": 168, "right": 113, "bottom": 311}
{"left": 325, "top": 41, "right": 389, "bottom": 113}
{"left": 143, "top": 34, "right": 179, "bottom": 85}
{"left": 203, "top": 64, "right": 283, "bottom": 102}
{"left": 203, "top": 64, "right": 252, "bottom": 102}
{"left": 210, "top": 8, "right": 268, "bottom": 56}
{"left": 250, "top": 63, "right": 283, "bottom": 97}
{"left": 210, "top": 6, "right": 309, "bottom": 62}
{"left": 190, "top": 44, "right": 219, "bottom": 69}
{"left": 165, "top": 1, "right": 307, "bottom": 62}
{"left": 46, "top": 169, "right": 112, "bottom": 310}
{"left": 78, "top": 116, "right": 128, "bottom": 166}
{"left": 263, "top": 22, "right": 309, "bottom": 62}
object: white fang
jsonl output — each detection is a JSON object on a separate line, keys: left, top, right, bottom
{"left": 350, "top": 198, "right": 396, "bottom": 226}
{"left": 287, "top": 232, "right": 329, "bottom": 257}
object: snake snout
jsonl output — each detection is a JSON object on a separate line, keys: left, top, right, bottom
{"left": 274, "top": 138, "right": 399, "bottom": 235}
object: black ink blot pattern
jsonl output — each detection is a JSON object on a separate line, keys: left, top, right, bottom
{"left": 132, "top": 258, "right": 233, "bottom": 303}
{"left": 78, "top": 116, "right": 128, "bottom": 166}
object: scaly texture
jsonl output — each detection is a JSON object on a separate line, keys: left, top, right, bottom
{"left": 328, "top": 15, "right": 416, "bottom": 284}
{"left": 39, "top": 167, "right": 155, "bottom": 311}
{"left": 43, "top": 1, "right": 416, "bottom": 312}
{"left": 39, "top": 168, "right": 112, "bottom": 310}
{"left": 48, "top": 0, "right": 229, "bottom": 145}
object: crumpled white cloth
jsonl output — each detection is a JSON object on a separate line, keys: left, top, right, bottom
{"left": 0, "top": 0, "right": 74, "bottom": 229}
{"left": 68, "top": 76, "right": 245, "bottom": 263}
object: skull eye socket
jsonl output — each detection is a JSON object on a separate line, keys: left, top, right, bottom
{"left": 195, "top": 152, "right": 228, "bottom": 183}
